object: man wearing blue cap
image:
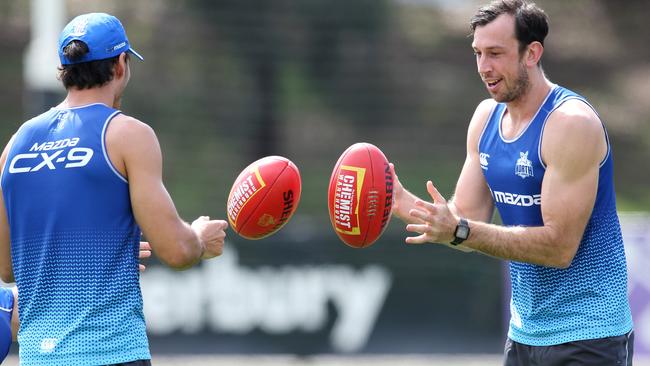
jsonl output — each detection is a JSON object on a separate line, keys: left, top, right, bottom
{"left": 0, "top": 13, "right": 229, "bottom": 365}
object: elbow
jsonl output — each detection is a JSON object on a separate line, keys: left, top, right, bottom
{"left": 550, "top": 256, "right": 573, "bottom": 270}
{"left": 549, "top": 240, "right": 580, "bottom": 269}
{"left": 0, "top": 272, "right": 16, "bottom": 283}
{"left": 0, "top": 270, "right": 14, "bottom": 284}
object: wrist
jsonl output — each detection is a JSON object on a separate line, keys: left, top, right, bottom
{"left": 450, "top": 217, "right": 470, "bottom": 246}
{"left": 190, "top": 224, "right": 206, "bottom": 260}
{"left": 198, "top": 240, "right": 206, "bottom": 259}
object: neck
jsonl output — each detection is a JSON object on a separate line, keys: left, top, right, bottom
{"left": 58, "top": 84, "right": 119, "bottom": 109}
{"left": 505, "top": 70, "right": 553, "bottom": 126}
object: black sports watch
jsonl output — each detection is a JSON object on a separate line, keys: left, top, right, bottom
{"left": 450, "top": 218, "right": 470, "bottom": 246}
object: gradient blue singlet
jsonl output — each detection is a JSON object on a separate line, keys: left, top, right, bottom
{"left": 478, "top": 85, "right": 633, "bottom": 346}
{"left": 1, "top": 103, "right": 150, "bottom": 365}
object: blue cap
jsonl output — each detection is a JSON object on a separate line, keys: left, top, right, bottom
{"left": 58, "top": 13, "right": 144, "bottom": 65}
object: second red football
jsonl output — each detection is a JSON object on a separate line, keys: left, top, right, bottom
{"left": 328, "top": 143, "right": 393, "bottom": 248}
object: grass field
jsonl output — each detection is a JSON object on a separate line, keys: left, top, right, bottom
{"left": 3, "top": 354, "right": 649, "bottom": 366}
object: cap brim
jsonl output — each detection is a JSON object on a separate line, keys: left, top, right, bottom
{"left": 128, "top": 48, "right": 144, "bottom": 61}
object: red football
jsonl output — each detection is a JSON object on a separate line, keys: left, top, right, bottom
{"left": 227, "top": 156, "right": 301, "bottom": 240}
{"left": 328, "top": 143, "right": 393, "bottom": 248}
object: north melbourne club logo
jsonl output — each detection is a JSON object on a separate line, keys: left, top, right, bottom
{"left": 515, "top": 151, "right": 534, "bottom": 179}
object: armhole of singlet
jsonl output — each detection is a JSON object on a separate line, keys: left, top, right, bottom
{"left": 477, "top": 102, "right": 499, "bottom": 153}
{"left": 538, "top": 97, "right": 611, "bottom": 170}
{"left": 101, "top": 111, "right": 129, "bottom": 184}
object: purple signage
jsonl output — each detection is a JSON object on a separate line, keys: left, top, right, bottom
{"left": 621, "top": 213, "right": 650, "bottom": 356}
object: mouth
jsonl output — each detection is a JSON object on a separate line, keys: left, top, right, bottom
{"left": 485, "top": 79, "right": 502, "bottom": 90}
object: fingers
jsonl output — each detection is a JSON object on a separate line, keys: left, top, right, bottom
{"left": 139, "top": 248, "right": 152, "bottom": 260}
{"left": 409, "top": 207, "right": 433, "bottom": 223}
{"left": 214, "top": 220, "right": 229, "bottom": 230}
{"left": 138, "top": 241, "right": 151, "bottom": 272}
{"left": 139, "top": 241, "right": 151, "bottom": 256}
{"left": 402, "top": 181, "right": 452, "bottom": 245}
{"left": 414, "top": 199, "right": 436, "bottom": 213}
{"left": 195, "top": 218, "right": 229, "bottom": 260}
{"left": 426, "top": 181, "right": 447, "bottom": 204}
{"left": 405, "top": 222, "right": 434, "bottom": 243}
{"left": 139, "top": 241, "right": 151, "bottom": 251}
{"left": 194, "top": 216, "right": 229, "bottom": 229}
{"left": 405, "top": 235, "right": 429, "bottom": 245}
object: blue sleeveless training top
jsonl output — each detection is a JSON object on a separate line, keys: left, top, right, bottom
{"left": 0, "top": 286, "right": 13, "bottom": 362}
{"left": 478, "top": 85, "right": 633, "bottom": 345}
{"left": 1, "top": 103, "right": 150, "bottom": 365}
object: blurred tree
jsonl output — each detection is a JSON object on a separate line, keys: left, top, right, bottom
{"left": 188, "top": 0, "right": 399, "bottom": 159}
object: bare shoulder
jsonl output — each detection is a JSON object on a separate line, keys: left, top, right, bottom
{"left": 105, "top": 114, "right": 161, "bottom": 176}
{"left": 109, "top": 114, "right": 156, "bottom": 141}
{"left": 543, "top": 99, "right": 606, "bottom": 166}
{"left": 107, "top": 114, "right": 160, "bottom": 152}
{"left": 472, "top": 99, "right": 497, "bottom": 125}
{"left": 467, "top": 98, "right": 497, "bottom": 147}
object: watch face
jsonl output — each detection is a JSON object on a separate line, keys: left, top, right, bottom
{"left": 456, "top": 226, "right": 469, "bottom": 239}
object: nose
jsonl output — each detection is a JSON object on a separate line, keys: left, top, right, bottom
{"left": 477, "top": 54, "right": 491, "bottom": 76}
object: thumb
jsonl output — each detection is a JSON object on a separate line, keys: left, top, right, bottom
{"left": 389, "top": 163, "right": 399, "bottom": 182}
{"left": 426, "top": 181, "right": 446, "bottom": 204}
{"left": 192, "top": 216, "right": 210, "bottom": 226}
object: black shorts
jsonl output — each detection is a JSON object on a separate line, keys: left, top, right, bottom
{"left": 504, "top": 331, "right": 634, "bottom": 366}
{"left": 107, "top": 360, "right": 152, "bottom": 366}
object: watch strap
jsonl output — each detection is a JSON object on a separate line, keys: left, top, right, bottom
{"left": 450, "top": 218, "right": 469, "bottom": 246}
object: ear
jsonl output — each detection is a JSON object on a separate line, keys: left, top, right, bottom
{"left": 114, "top": 53, "right": 128, "bottom": 78}
{"left": 525, "top": 41, "right": 544, "bottom": 67}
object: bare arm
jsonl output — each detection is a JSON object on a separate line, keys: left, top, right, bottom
{"left": 406, "top": 100, "right": 605, "bottom": 268}
{"left": 106, "top": 115, "right": 227, "bottom": 270}
{"left": 448, "top": 99, "right": 496, "bottom": 223}
{"left": 0, "top": 136, "right": 15, "bottom": 283}
{"left": 463, "top": 101, "right": 604, "bottom": 267}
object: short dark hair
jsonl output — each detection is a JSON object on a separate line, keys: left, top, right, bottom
{"left": 57, "top": 40, "right": 128, "bottom": 90}
{"left": 470, "top": 0, "right": 549, "bottom": 54}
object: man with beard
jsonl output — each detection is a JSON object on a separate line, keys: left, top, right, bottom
{"left": 390, "top": 1, "right": 634, "bottom": 365}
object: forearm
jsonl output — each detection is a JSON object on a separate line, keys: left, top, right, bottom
{"left": 448, "top": 194, "right": 495, "bottom": 224}
{"left": 463, "top": 220, "right": 575, "bottom": 268}
{"left": 141, "top": 218, "right": 204, "bottom": 270}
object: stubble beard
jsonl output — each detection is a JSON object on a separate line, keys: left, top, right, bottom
{"left": 493, "top": 62, "right": 529, "bottom": 103}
